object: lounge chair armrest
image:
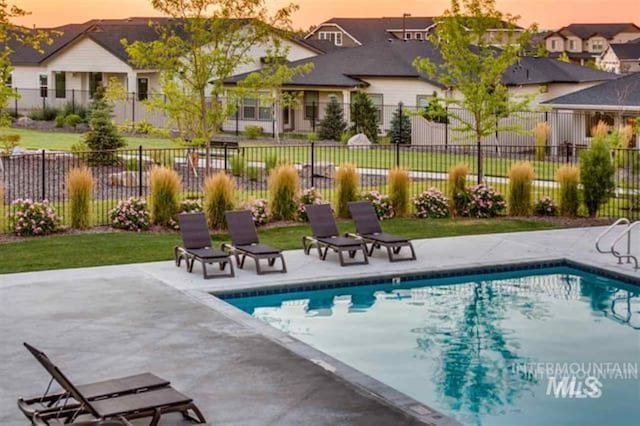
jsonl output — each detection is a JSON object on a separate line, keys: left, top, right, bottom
{"left": 220, "top": 243, "right": 235, "bottom": 254}
{"left": 344, "top": 232, "right": 361, "bottom": 239}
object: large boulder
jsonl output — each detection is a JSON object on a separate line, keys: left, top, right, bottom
{"left": 108, "top": 171, "right": 147, "bottom": 187}
{"left": 347, "top": 133, "right": 372, "bottom": 150}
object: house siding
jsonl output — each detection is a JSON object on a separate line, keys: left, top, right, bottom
{"left": 306, "top": 24, "right": 359, "bottom": 47}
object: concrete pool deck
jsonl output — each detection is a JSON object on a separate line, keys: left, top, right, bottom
{"left": 1, "top": 225, "right": 639, "bottom": 425}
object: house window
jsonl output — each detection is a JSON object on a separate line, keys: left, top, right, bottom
{"left": 591, "top": 40, "right": 605, "bottom": 51}
{"left": 587, "top": 112, "right": 615, "bottom": 137}
{"left": 242, "top": 98, "right": 257, "bottom": 120}
{"left": 39, "top": 74, "right": 48, "bottom": 98}
{"left": 405, "top": 32, "right": 412, "bottom": 40}
{"left": 54, "top": 72, "right": 66, "bottom": 99}
{"left": 89, "top": 72, "right": 102, "bottom": 97}
{"left": 569, "top": 40, "right": 576, "bottom": 50}
{"left": 319, "top": 31, "right": 343, "bottom": 46}
{"left": 416, "top": 95, "right": 430, "bottom": 108}
{"left": 551, "top": 40, "right": 557, "bottom": 50}
{"left": 5, "top": 73, "right": 12, "bottom": 87}
{"left": 259, "top": 103, "right": 272, "bottom": 121}
{"left": 304, "top": 91, "right": 319, "bottom": 120}
{"left": 137, "top": 77, "right": 149, "bottom": 101}
{"left": 415, "top": 32, "right": 423, "bottom": 40}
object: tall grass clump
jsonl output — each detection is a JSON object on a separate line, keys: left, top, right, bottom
{"left": 448, "top": 163, "right": 469, "bottom": 216}
{"left": 67, "top": 167, "right": 94, "bottom": 229}
{"left": 268, "top": 164, "right": 300, "bottom": 221}
{"left": 388, "top": 167, "right": 411, "bottom": 217}
{"left": 336, "top": 163, "right": 360, "bottom": 218}
{"left": 204, "top": 172, "right": 235, "bottom": 229}
{"left": 580, "top": 138, "right": 615, "bottom": 217}
{"left": 534, "top": 122, "right": 549, "bottom": 161}
{"left": 148, "top": 166, "right": 181, "bottom": 227}
{"left": 555, "top": 165, "right": 580, "bottom": 217}
{"left": 591, "top": 120, "right": 610, "bottom": 139}
{"left": 507, "top": 162, "right": 534, "bottom": 216}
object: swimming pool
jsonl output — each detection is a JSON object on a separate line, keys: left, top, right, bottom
{"left": 224, "top": 266, "right": 640, "bottom": 426}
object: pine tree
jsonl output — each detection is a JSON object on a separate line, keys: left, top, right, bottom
{"left": 84, "top": 86, "right": 125, "bottom": 165}
{"left": 318, "top": 98, "right": 347, "bottom": 141}
{"left": 387, "top": 104, "right": 411, "bottom": 144}
{"left": 350, "top": 92, "right": 379, "bottom": 143}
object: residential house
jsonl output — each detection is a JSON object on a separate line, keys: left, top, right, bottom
{"left": 544, "top": 23, "right": 640, "bottom": 65}
{"left": 599, "top": 40, "right": 640, "bottom": 74}
{"left": 304, "top": 16, "right": 523, "bottom": 49}
{"left": 225, "top": 39, "right": 616, "bottom": 144}
{"left": 7, "top": 17, "right": 320, "bottom": 115}
{"left": 543, "top": 72, "right": 640, "bottom": 148}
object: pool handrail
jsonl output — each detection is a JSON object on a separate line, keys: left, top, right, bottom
{"left": 595, "top": 218, "right": 630, "bottom": 254}
{"left": 609, "top": 220, "right": 640, "bottom": 270}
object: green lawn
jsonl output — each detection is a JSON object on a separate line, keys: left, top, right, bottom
{"left": 0, "top": 218, "right": 557, "bottom": 274}
{"left": 1, "top": 128, "right": 176, "bottom": 150}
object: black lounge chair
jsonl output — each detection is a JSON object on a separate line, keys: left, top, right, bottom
{"left": 222, "top": 210, "right": 287, "bottom": 275}
{"left": 347, "top": 201, "right": 416, "bottom": 262}
{"left": 174, "top": 212, "right": 234, "bottom": 279}
{"left": 22, "top": 343, "right": 206, "bottom": 426}
{"left": 303, "top": 204, "right": 369, "bottom": 267}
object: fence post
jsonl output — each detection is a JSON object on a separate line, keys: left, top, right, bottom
{"left": 41, "top": 149, "right": 46, "bottom": 201}
{"left": 235, "top": 99, "right": 240, "bottom": 137}
{"left": 131, "top": 93, "right": 136, "bottom": 123}
{"left": 311, "top": 142, "right": 315, "bottom": 188}
{"left": 444, "top": 105, "right": 449, "bottom": 151}
{"left": 311, "top": 101, "right": 316, "bottom": 133}
{"left": 72, "top": 89, "right": 75, "bottom": 113}
{"left": 224, "top": 143, "right": 229, "bottom": 172}
{"left": 138, "top": 145, "right": 143, "bottom": 197}
{"left": 395, "top": 140, "right": 400, "bottom": 168}
{"left": 272, "top": 101, "right": 276, "bottom": 139}
{"left": 14, "top": 93, "right": 18, "bottom": 117}
{"left": 397, "top": 102, "right": 403, "bottom": 144}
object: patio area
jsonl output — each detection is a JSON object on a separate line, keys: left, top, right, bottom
{"left": 1, "top": 226, "right": 638, "bottom": 425}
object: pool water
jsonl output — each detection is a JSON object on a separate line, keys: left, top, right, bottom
{"left": 225, "top": 267, "right": 640, "bottom": 426}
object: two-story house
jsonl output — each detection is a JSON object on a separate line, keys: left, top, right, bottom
{"left": 599, "top": 38, "right": 640, "bottom": 74}
{"left": 544, "top": 23, "right": 640, "bottom": 65}
{"left": 303, "top": 16, "right": 523, "bottom": 50}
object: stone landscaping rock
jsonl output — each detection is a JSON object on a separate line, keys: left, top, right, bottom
{"left": 108, "top": 171, "right": 148, "bottom": 187}
{"left": 347, "top": 133, "right": 371, "bottom": 150}
{"left": 301, "top": 162, "right": 335, "bottom": 179}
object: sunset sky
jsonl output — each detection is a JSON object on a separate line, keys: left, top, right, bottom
{"left": 12, "top": 0, "right": 640, "bottom": 31}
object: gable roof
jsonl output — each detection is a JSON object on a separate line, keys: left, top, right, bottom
{"left": 548, "top": 23, "right": 640, "bottom": 41}
{"left": 543, "top": 72, "right": 640, "bottom": 109}
{"left": 225, "top": 39, "right": 616, "bottom": 89}
{"left": 8, "top": 17, "right": 319, "bottom": 67}
{"left": 306, "top": 17, "right": 437, "bottom": 45}
{"left": 608, "top": 43, "right": 640, "bottom": 60}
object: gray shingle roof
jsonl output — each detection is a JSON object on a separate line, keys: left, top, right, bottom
{"left": 320, "top": 17, "right": 436, "bottom": 44}
{"left": 609, "top": 43, "right": 640, "bottom": 60}
{"left": 544, "top": 72, "right": 640, "bottom": 108}
{"left": 225, "top": 39, "right": 617, "bottom": 88}
{"left": 551, "top": 23, "right": 640, "bottom": 40}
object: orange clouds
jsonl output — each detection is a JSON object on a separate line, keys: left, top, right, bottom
{"left": 12, "top": 0, "right": 640, "bottom": 30}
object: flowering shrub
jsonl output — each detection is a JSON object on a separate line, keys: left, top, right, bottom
{"left": 361, "top": 191, "right": 394, "bottom": 220}
{"left": 534, "top": 196, "right": 558, "bottom": 217}
{"left": 298, "top": 188, "right": 325, "bottom": 221}
{"left": 169, "top": 199, "right": 204, "bottom": 230}
{"left": 109, "top": 197, "right": 150, "bottom": 232}
{"left": 464, "top": 184, "right": 506, "bottom": 218}
{"left": 10, "top": 199, "right": 61, "bottom": 236}
{"left": 413, "top": 188, "right": 450, "bottom": 219}
{"left": 246, "top": 199, "right": 269, "bottom": 226}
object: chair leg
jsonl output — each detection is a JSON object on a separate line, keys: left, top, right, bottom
{"left": 280, "top": 255, "right": 287, "bottom": 273}
{"left": 255, "top": 257, "right": 262, "bottom": 275}
{"left": 182, "top": 403, "right": 207, "bottom": 424}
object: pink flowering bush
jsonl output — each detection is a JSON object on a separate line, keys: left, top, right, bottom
{"left": 169, "top": 199, "right": 204, "bottom": 230}
{"left": 534, "top": 196, "right": 558, "bottom": 217}
{"left": 109, "top": 197, "right": 150, "bottom": 231}
{"left": 463, "top": 184, "right": 506, "bottom": 218}
{"left": 10, "top": 199, "right": 61, "bottom": 236}
{"left": 246, "top": 199, "right": 269, "bottom": 226}
{"left": 361, "top": 191, "right": 394, "bottom": 220}
{"left": 298, "top": 188, "right": 325, "bottom": 221}
{"left": 413, "top": 188, "right": 450, "bottom": 219}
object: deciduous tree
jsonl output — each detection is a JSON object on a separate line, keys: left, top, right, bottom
{"left": 413, "top": 0, "right": 536, "bottom": 183}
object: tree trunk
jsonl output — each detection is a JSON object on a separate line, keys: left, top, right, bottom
{"left": 476, "top": 135, "right": 483, "bottom": 185}
{"left": 200, "top": 89, "right": 210, "bottom": 176}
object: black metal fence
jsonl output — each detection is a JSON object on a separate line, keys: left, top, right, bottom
{"left": 7, "top": 88, "right": 623, "bottom": 149}
{"left": 2, "top": 143, "right": 640, "bottom": 232}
